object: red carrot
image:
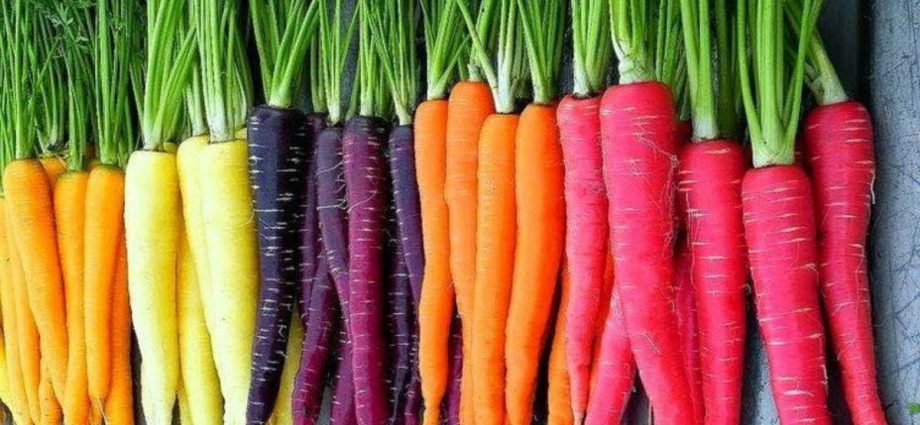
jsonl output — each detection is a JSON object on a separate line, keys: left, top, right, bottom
{"left": 584, "top": 287, "right": 634, "bottom": 425}
{"left": 674, "top": 241, "right": 703, "bottom": 424}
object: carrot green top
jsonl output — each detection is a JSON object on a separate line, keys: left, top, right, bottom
{"left": 317, "top": 0, "right": 358, "bottom": 125}
{"left": 421, "top": 0, "right": 469, "bottom": 100}
{"left": 608, "top": 0, "right": 656, "bottom": 84}
{"left": 738, "top": 0, "right": 821, "bottom": 167}
{"left": 139, "top": 0, "right": 198, "bottom": 151}
{"left": 518, "top": 0, "right": 564, "bottom": 105}
{"left": 680, "top": 0, "right": 739, "bottom": 141}
{"left": 457, "top": 0, "right": 528, "bottom": 114}
{"left": 786, "top": 0, "right": 847, "bottom": 106}
{"left": 37, "top": 17, "right": 67, "bottom": 159}
{"left": 185, "top": 59, "right": 209, "bottom": 138}
{"left": 57, "top": 2, "right": 94, "bottom": 171}
{"left": 572, "top": 0, "right": 613, "bottom": 97}
{"left": 250, "top": 0, "right": 319, "bottom": 110}
{"left": 194, "top": 0, "right": 253, "bottom": 143}
{"left": 356, "top": 0, "right": 393, "bottom": 119}
{"left": 367, "top": 0, "right": 420, "bottom": 125}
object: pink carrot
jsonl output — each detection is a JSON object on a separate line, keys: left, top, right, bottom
{"left": 674, "top": 240, "right": 703, "bottom": 424}
{"left": 557, "top": 94, "right": 609, "bottom": 422}
{"left": 584, "top": 285, "right": 634, "bottom": 425}
{"left": 600, "top": 80, "right": 695, "bottom": 424}
{"left": 803, "top": 100, "right": 886, "bottom": 425}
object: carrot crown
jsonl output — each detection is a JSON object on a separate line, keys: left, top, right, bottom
{"left": 250, "top": 0, "right": 319, "bottom": 109}
{"left": 572, "top": 0, "right": 613, "bottom": 97}
{"left": 608, "top": 0, "right": 655, "bottom": 84}
{"left": 185, "top": 59, "right": 209, "bottom": 138}
{"left": 139, "top": 0, "right": 199, "bottom": 150}
{"left": 57, "top": 3, "right": 94, "bottom": 172}
{"left": 356, "top": 0, "right": 393, "bottom": 119}
{"left": 194, "top": 0, "right": 253, "bottom": 143}
{"left": 317, "top": 0, "right": 358, "bottom": 124}
{"left": 785, "top": 0, "right": 847, "bottom": 106}
{"left": 738, "top": 0, "right": 821, "bottom": 167}
{"left": 421, "top": 0, "right": 469, "bottom": 100}
{"left": 457, "top": 0, "right": 528, "bottom": 114}
{"left": 679, "top": 0, "right": 740, "bottom": 140}
{"left": 518, "top": 0, "right": 565, "bottom": 105}
{"left": 367, "top": 0, "right": 420, "bottom": 125}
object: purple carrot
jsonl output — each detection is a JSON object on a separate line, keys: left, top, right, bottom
{"left": 388, "top": 125, "right": 425, "bottom": 305}
{"left": 403, "top": 355, "right": 422, "bottom": 425}
{"left": 292, "top": 257, "right": 339, "bottom": 425}
{"left": 343, "top": 116, "right": 391, "bottom": 425}
{"left": 299, "top": 112, "right": 329, "bottom": 326}
{"left": 440, "top": 316, "right": 462, "bottom": 425}
{"left": 331, "top": 327, "right": 358, "bottom": 425}
{"left": 247, "top": 105, "right": 310, "bottom": 424}
{"left": 316, "top": 125, "right": 350, "bottom": 296}
{"left": 385, "top": 226, "right": 413, "bottom": 425}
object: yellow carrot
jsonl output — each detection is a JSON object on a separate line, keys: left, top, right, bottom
{"left": 177, "top": 135, "right": 215, "bottom": 334}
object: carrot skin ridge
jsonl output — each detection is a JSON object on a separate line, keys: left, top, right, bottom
{"left": 414, "top": 99, "right": 455, "bottom": 425}
{"left": 677, "top": 140, "right": 748, "bottom": 425}
{"left": 743, "top": 165, "right": 832, "bottom": 425}
{"left": 471, "top": 113, "right": 519, "bottom": 425}
{"left": 674, "top": 240, "right": 704, "bottom": 424}
{"left": 599, "top": 81, "right": 696, "bottom": 424}
{"left": 344, "top": 116, "right": 391, "bottom": 425}
{"left": 584, "top": 286, "right": 635, "bottom": 425}
{"left": 556, "top": 95, "right": 609, "bottom": 419}
{"left": 444, "top": 81, "right": 495, "bottom": 425}
{"left": 802, "top": 101, "right": 887, "bottom": 425}
{"left": 292, "top": 257, "right": 339, "bottom": 425}
{"left": 4, "top": 159, "right": 69, "bottom": 399}
{"left": 505, "top": 104, "right": 566, "bottom": 425}
{"left": 246, "top": 105, "right": 311, "bottom": 424}
{"left": 299, "top": 112, "right": 329, "bottom": 328}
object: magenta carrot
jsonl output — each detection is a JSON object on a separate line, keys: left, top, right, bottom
{"left": 584, "top": 284, "right": 635, "bottom": 425}
{"left": 737, "top": 1, "right": 832, "bottom": 424}
{"left": 674, "top": 241, "right": 703, "bottom": 424}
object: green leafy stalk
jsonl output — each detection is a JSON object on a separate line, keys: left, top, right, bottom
{"left": 609, "top": 0, "right": 656, "bottom": 83}
{"left": 456, "top": 0, "right": 500, "bottom": 82}
{"left": 308, "top": 38, "right": 327, "bottom": 114}
{"left": 785, "top": 0, "right": 846, "bottom": 105}
{"left": 517, "top": 0, "right": 565, "bottom": 104}
{"left": 250, "top": 0, "right": 320, "bottom": 108}
{"left": 356, "top": 0, "right": 392, "bottom": 118}
{"left": 94, "top": 0, "right": 139, "bottom": 165}
{"left": 421, "top": 0, "right": 469, "bottom": 99}
{"left": 367, "top": 0, "right": 420, "bottom": 125}
{"left": 58, "top": 2, "right": 94, "bottom": 171}
{"left": 680, "top": 0, "right": 740, "bottom": 140}
{"left": 140, "top": 0, "right": 199, "bottom": 150}
{"left": 318, "top": 0, "right": 359, "bottom": 124}
{"left": 572, "top": 0, "right": 613, "bottom": 96}
{"left": 37, "top": 16, "right": 68, "bottom": 157}
{"left": 738, "top": 0, "right": 821, "bottom": 167}
{"left": 185, "top": 59, "right": 209, "bottom": 137}
{"left": 456, "top": 0, "right": 528, "bottom": 113}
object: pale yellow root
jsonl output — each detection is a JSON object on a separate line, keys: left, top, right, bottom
{"left": 178, "top": 219, "right": 224, "bottom": 425}
{"left": 267, "top": 315, "right": 304, "bottom": 425}
{"left": 0, "top": 331, "right": 10, "bottom": 409}
{"left": 199, "top": 139, "right": 260, "bottom": 425}
{"left": 125, "top": 151, "right": 181, "bottom": 425}
{"left": 178, "top": 383, "right": 193, "bottom": 425}
{"left": 178, "top": 135, "right": 216, "bottom": 335}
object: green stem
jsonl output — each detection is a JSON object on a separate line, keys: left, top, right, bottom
{"left": 609, "top": 0, "right": 655, "bottom": 84}
{"left": 318, "top": 0, "right": 358, "bottom": 124}
{"left": 517, "top": 0, "right": 564, "bottom": 105}
{"left": 422, "top": 0, "right": 468, "bottom": 100}
{"left": 572, "top": 0, "right": 612, "bottom": 97}
{"left": 455, "top": 0, "right": 523, "bottom": 113}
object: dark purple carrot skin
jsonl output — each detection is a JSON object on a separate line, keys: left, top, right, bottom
{"left": 331, "top": 327, "right": 358, "bottom": 425}
{"left": 299, "top": 112, "right": 329, "bottom": 326}
{"left": 440, "top": 316, "right": 462, "bottom": 425}
{"left": 292, "top": 257, "right": 339, "bottom": 425}
{"left": 403, "top": 353, "right": 422, "bottom": 425}
{"left": 386, "top": 228, "right": 413, "bottom": 425}
{"left": 316, "top": 125, "right": 351, "bottom": 300}
{"left": 388, "top": 125, "right": 425, "bottom": 306}
{"left": 344, "top": 116, "right": 391, "bottom": 425}
{"left": 247, "top": 105, "right": 310, "bottom": 425}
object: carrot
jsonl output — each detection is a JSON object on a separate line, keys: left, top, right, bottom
{"left": 176, "top": 134, "right": 214, "bottom": 331}
{"left": 547, "top": 268, "right": 573, "bottom": 425}
{"left": 39, "top": 362, "right": 62, "bottom": 425}
{"left": 674, "top": 241, "right": 703, "bottom": 424}
{"left": 0, "top": 198, "right": 30, "bottom": 425}
{"left": 55, "top": 171, "right": 92, "bottom": 425}
{"left": 788, "top": 4, "right": 887, "bottom": 421}
{"left": 102, "top": 238, "right": 133, "bottom": 425}
{"left": 39, "top": 156, "right": 66, "bottom": 187}
{"left": 440, "top": 316, "right": 463, "bottom": 425}
{"left": 737, "top": 1, "right": 832, "bottom": 423}
{"left": 6, "top": 198, "right": 42, "bottom": 423}
{"left": 268, "top": 315, "right": 305, "bottom": 425}
{"left": 4, "top": 159, "right": 69, "bottom": 401}
{"left": 584, "top": 287, "right": 635, "bottom": 425}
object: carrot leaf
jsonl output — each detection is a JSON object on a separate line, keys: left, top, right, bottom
{"left": 738, "top": 0, "right": 822, "bottom": 167}
{"left": 93, "top": 0, "right": 140, "bottom": 165}
{"left": 572, "top": 0, "right": 613, "bottom": 97}
{"left": 317, "top": 0, "right": 358, "bottom": 124}
{"left": 421, "top": 0, "right": 469, "bottom": 100}
{"left": 785, "top": 0, "right": 847, "bottom": 105}
{"left": 609, "top": 0, "right": 655, "bottom": 84}
{"left": 56, "top": 2, "right": 94, "bottom": 171}
{"left": 517, "top": 0, "right": 565, "bottom": 104}
{"left": 250, "top": 0, "right": 320, "bottom": 109}
{"left": 356, "top": 0, "right": 392, "bottom": 118}
{"left": 366, "top": 0, "right": 420, "bottom": 125}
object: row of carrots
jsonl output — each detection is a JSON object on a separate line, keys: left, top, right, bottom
{"left": 0, "top": 0, "right": 887, "bottom": 425}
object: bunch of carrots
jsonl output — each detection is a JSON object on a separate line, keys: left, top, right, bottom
{"left": 0, "top": 0, "right": 890, "bottom": 425}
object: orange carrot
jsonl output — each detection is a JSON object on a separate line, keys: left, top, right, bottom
{"left": 3, "top": 159, "right": 69, "bottom": 399}
{"left": 504, "top": 103, "right": 566, "bottom": 425}
{"left": 55, "top": 171, "right": 92, "bottom": 425}
{"left": 39, "top": 156, "right": 67, "bottom": 187}
{"left": 39, "top": 361, "right": 62, "bottom": 425}
{"left": 444, "top": 80, "right": 494, "bottom": 425}
{"left": 103, "top": 238, "right": 133, "bottom": 425}
{"left": 415, "top": 98, "right": 457, "bottom": 425}
{"left": 6, "top": 198, "right": 42, "bottom": 423}
{"left": 83, "top": 165, "right": 125, "bottom": 408}
{"left": 471, "top": 113, "right": 519, "bottom": 425}
{"left": 547, "top": 267, "right": 573, "bottom": 425}
{"left": 0, "top": 198, "right": 30, "bottom": 424}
